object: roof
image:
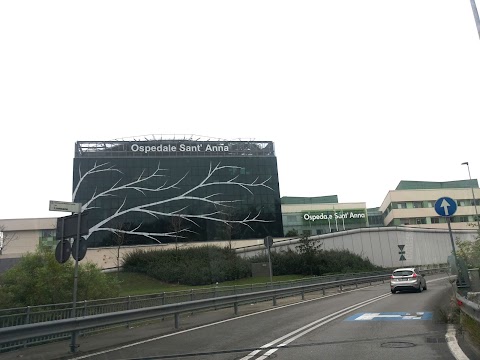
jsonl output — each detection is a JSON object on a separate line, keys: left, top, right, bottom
{"left": 395, "top": 179, "right": 478, "bottom": 191}
{"left": 281, "top": 195, "right": 339, "bottom": 204}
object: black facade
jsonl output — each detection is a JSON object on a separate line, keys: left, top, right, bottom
{"left": 73, "top": 139, "right": 283, "bottom": 247}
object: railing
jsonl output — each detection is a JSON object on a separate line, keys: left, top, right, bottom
{"left": 0, "top": 266, "right": 447, "bottom": 352}
{"left": 456, "top": 292, "right": 480, "bottom": 323}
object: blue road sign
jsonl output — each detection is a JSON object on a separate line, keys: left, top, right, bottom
{"left": 345, "top": 312, "right": 433, "bottom": 321}
{"left": 434, "top": 197, "right": 457, "bottom": 217}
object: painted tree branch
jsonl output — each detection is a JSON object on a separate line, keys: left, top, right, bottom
{"left": 78, "top": 162, "right": 274, "bottom": 242}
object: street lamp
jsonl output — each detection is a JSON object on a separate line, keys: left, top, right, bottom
{"left": 461, "top": 161, "right": 480, "bottom": 230}
{"left": 470, "top": 0, "right": 480, "bottom": 40}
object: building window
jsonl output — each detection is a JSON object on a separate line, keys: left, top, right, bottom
{"left": 431, "top": 217, "right": 440, "bottom": 224}
{"left": 458, "top": 200, "right": 466, "bottom": 206}
{"left": 396, "top": 202, "right": 407, "bottom": 209}
{"left": 413, "top": 202, "right": 422, "bottom": 209}
{"left": 424, "top": 201, "right": 434, "bottom": 208}
{"left": 286, "top": 215, "right": 297, "bottom": 223}
{"left": 415, "top": 218, "right": 426, "bottom": 224}
{"left": 41, "top": 230, "right": 55, "bottom": 238}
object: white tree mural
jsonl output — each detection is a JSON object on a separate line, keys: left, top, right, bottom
{"left": 73, "top": 161, "right": 276, "bottom": 244}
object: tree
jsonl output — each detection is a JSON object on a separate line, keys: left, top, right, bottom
{"left": 0, "top": 225, "right": 18, "bottom": 255}
{"left": 171, "top": 215, "right": 184, "bottom": 252}
{"left": 110, "top": 222, "right": 128, "bottom": 274}
{"left": 0, "top": 246, "right": 119, "bottom": 308}
{"left": 73, "top": 161, "right": 275, "bottom": 244}
{"left": 455, "top": 235, "right": 480, "bottom": 268}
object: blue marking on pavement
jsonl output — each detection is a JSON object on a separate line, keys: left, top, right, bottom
{"left": 345, "top": 312, "right": 433, "bottom": 321}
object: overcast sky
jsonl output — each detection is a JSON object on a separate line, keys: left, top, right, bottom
{"left": 1, "top": 1, "right": 479, "bottom": 220}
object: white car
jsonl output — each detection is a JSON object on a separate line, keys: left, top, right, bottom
{"left": 390, "top": 267, "right": 427, "bottom": 294}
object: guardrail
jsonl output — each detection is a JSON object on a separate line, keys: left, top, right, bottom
{"left": 0, "top": 274, "right": 390, "bottom": 346}
{"left": 0, "top": 266, "right": 447, "bottom": 352}
{"left": 0, "top": 269, "right": 396, "bottom": 329}
{"left": 0, "top": 265, "right": 447, "bottom": 330}
{"left": 456, "top": 292, "right": 480, "bottom": 323}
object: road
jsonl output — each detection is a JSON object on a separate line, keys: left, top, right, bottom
{"left": 67, "top": 274, "right": 461, "bottom": 360}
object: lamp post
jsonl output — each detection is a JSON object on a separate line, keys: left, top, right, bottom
{"left": 470, "top": 0, "right": 480, "bottom": 40}
{"left": 461, "top": 161, "right": 480, "bottom": 230}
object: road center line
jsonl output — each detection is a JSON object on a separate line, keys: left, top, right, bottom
{"left": 240, "top": 293, "right": 391, "bottom": 360}
{"left": 71, "top": 275, "right": 452, "bottom": 360}
{"left": 244, "top": 276, "right": 453, "bottom": 360}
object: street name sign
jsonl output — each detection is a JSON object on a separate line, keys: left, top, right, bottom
{"left": 49, "top": 200, "right": 81, "bottom": 213}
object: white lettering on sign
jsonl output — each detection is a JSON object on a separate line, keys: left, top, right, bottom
{"left": 131, "top": 144, "right": 177, "bottom": 153}
{"left": 303, "top": 212, "right": 366, "bottom": 221}
{"left": 179, "top": 144, "right": 202, "bottom": 152}
{"left": 205, "top": 144, "right": 229, "bottom": 151}
{"left": 131, "top": 143, "right": 229, "bottom": 154}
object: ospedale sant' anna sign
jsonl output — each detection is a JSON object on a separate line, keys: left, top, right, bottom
{"left": 75, "top": 140, "right": 275, "bottom": 157}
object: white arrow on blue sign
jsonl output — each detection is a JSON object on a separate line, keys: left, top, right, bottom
{"left": 434, "top": 197, "right": 457, "bottom": 217}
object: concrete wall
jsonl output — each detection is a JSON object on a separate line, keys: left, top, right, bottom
{"left": 78, "top": 238, "right": 271, "bottom": 270}
{"left": 235, "top": 226, "right": 478, "bottom": 268}
{"left": 1, "top": 224, "right": 477, "bottom": 270}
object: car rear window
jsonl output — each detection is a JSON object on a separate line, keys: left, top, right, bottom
{"left": 393, "top": 270, "right": 413, "bottom": 276}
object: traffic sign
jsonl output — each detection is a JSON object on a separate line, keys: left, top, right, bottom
{"left": 55, "top": 239, "right": 72, "bottom": 264}
{"left": 434, "top": 197, "right": 457, "bottom": 217}
{"left": 72, "top": 238, "right": 88, "bottom": 261}
{"left": 264, "top": 236, "right": 273, "bottom": 248}
{"left": 398, "top": 244, "right": 406, "bottom": 261}
{"left": 49, "top": 200, "right": 81, "bottom": 213}
{"left": 56, "top": 213, "right": 89, "bottom": 240}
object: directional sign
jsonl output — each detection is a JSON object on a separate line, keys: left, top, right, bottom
{"left": 434, "top": 197, "right": 457, "bottom": 217}
{"left": 49, "top": 200, "right": 81, "bottom": 213}
{"left": 345, "top": 312, "right": 433, "bottom": 321}
{"left": 398, "top": 244, "right": 406, "bottom": 261}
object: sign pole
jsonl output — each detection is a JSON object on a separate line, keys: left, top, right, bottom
{"left": 267, "top": 244, "right": 273, "bottom": 286}
{"left": 263, "top": 236, "right": 274, "bottom": 286}
{"left": 446, "top": 217, "right": 458, "bottom": 262}
{"left": 70, "top": 208, "right": 81, "bottom": 353}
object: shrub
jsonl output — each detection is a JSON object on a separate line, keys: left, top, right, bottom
{"left": 123, "top": 246, "right": 252, "bottom": 285}
{"left": 0, "top": 246, "right": 119, "bottom": 308}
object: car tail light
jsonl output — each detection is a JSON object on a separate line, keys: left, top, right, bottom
{"left": 412, "top": 273, "right": 417, "bottom": 278}
{"left": 390, "top": 275, "right": 394, "bottom": 279}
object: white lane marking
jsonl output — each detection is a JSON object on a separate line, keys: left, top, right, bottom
{"left": 240, "top": 293, "right": 391, "bottom": 360}
{"left": 70, "top": 274, "right": 452, "bottom": 360}
{"left": 70, "top": 280, "right": 386, "bottom": 359}
{"left": 246, "top": 293, "right": 390, "bottom": 353}
{"left": 355, "top": 313, "right": 399, "bottom": 320}
{"left": 244, "top": 275, "right": 454, "bottom": 360}
{"left": 446, "top": 324, "right": 470, "bottom": 360}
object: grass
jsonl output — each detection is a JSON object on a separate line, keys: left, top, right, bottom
{"left": 461, "top": 313, "right": 480, "bottom": 348}
{"left": 107, "top": 271, "right": 308, "bottom": 296}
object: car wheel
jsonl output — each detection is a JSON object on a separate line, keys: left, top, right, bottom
{"left": 418, "top": 285, "right": 423, "bottom": 293}
{"left": 391, "top": 289, "right": 396, "bottom": 294}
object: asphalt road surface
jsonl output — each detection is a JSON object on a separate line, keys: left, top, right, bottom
{"left": 68, "top": 274, "right": 461, "bottom": 360}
